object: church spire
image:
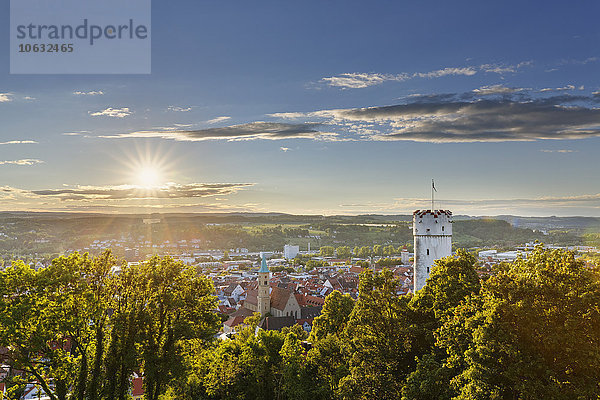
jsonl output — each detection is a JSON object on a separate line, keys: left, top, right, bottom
{"left": 257, "top": 253, "right": 271, "bottom": 316}
{"left": 259, "top": 252, "right": 269, "bottom": 273}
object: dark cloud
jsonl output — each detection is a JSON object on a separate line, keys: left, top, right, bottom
{"left": 102, "top": 122, "right": 328, "bottom": 141}
{"left": 31, "top": 183, "right": 254, "bottom": 200}
{"left": 328, "top": 96, "right": 600, "bottom": 142}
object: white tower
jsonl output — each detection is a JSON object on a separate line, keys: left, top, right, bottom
{"left": 413, "top": 209, "right": 452, "bottom": 292}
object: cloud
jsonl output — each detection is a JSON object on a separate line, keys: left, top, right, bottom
{"left": 472, "top": 85, "right": 524, "bottom": 95}
{"left": 280, "top": 147, "right": 290, "bottom": 152}
{"left": 266, "top": 112, "right": 308, "bottom": 119}
{"left": 100, "top": 122, "right": 333, "bottom": 141}
{"left": 539, "top": 85, "right": 576, "bottom": 92}
{"left": 89, "top": 107, "right": 132, "bottom": 118}
{"left": 206, "top": 116, "right": 231, "bottom": 124}
{"left": 30, "top": 182, "right": 254, "bottom": 201}
{"left": 74, "top": 91, "right": 104, "bottom": 95}
{"left": 0, "top": 140, "right": 37, "bottom": 145}
{"left": 167, "top": 106, "right": 193, "bottom": 112}
{"left": 414, "top": 67, "right": 477, "bottom": 78}
{"left": 265, "top": 91, "right": 600, "bottom": 143}
{"left": 63, "top": 131, "right": 90, "bottom": 136}
{"left": 540, "top": 149, "right": 577, "bottom": 153}
{"left": 320, "top": 61, "right": 531, "bottom": 89}
{"left": 320, "top": 67, "right": 474, "bottom": 89}
{"left": 23, "top": 96, "right": 35, "bottom": 100}
{"left": 0, "top": 159, "right": 44, "bottom": 166}
{"left": 0, "top": 93, "right": 13, "bottom": 102}
{"left": 320, "top": 72, "right": 408, "bottom": 89}
{"left": 322, "top": 97, "right": 600, "bottom": 142}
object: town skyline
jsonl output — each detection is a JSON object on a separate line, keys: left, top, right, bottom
{"left": 1, "top": 1, "right": 600, "bottom": 216}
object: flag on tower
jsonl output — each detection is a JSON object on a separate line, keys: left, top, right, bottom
{"left": 432, "top": 179, "right": 437, "bottom": 192}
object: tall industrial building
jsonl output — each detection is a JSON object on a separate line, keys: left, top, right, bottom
{"left": 413, "top": 209, "right": 452, "bottom": 292}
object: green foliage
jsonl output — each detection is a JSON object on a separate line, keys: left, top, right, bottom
{"left": 339, "top": 269, "right": 416, "bottom": 399}
{"left": 309, "top": 291, "right": 354, "bottom": 342}
{"left": 3, "top": 246, "right": 599, "bottom": 400}
{"left": 319, "top": 246, "right": 335, "bottom": 257}
{"left": 453, "top": 247, "right": 600, "bottom": 399}
{"left": 270, "top": 265, "right": 295, "bottom": 273}
{"left": 335, "top": 246, "right": 352, "bottom": 259}
{"left": 0, "top": 251, "right": 219, "bottom": 400}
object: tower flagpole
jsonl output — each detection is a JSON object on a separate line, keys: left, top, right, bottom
{"left": 431, "top": 179, "right": 437, "bottom": 210}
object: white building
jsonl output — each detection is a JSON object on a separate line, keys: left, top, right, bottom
{"left": 284, "top": 244, "right": 300, "bottom": 259}
{"left": 413, "top": 209, "right": 452, "bottom": 292}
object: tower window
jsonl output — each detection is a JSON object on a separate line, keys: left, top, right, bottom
{"left": 427, "top": 267, "right": 430, "bottom": 273}
{"left": 427, "top": 249, "right": 430, "bottom": 255}
{"left": 442, "top": 226, "right": 445, "bottom": 231}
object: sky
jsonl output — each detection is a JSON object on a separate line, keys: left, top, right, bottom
{"left": 1, "top": 1, "right": 600, "bottom": 216}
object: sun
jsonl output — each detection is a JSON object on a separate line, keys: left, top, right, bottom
{"left": 137, "top": 166, "right": 163, "bottom": 187}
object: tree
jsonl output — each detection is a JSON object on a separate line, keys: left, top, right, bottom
{"left": 309, "top": 291, "right": 354, "bottom": 342}
{"left": 452, "top": 247, "right": 600, "bottom": 399}
{"left": 383, "top": 245, "right": 396, "bottom": 257}
{"left": 320, "top": 246, "right": 335, "bottom": 257}
{"left": 336, "top": 246, "right": 352, "bottom": 259}
{"left": 372, "top": 245, "right": 383, "bottom": 257}
{"left": 0, "top": 252, "right": 117, "bottom": 400}
{"left": 339, "top": 269, "right": 418, "bottom": 399}
{"left": 357, "top": 246, "right": 372, "bottom": 258}
{"left": 0, "top": 252, "right": 219, "bottom": 400}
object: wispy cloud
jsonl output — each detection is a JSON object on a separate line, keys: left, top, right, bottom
{"left": 320, "top": 73, "right": 408, "bottom": 89}
{"left": 167, "top": 106, "right": 193, "bottom": 112}
{"left": 0, "top": 140, "right": 37, "bottom": 145}
{"left": 63, "top": 131, "right": 90, "bottom": 136}
{"left": 280, "top": 147, "right": 290, "bottom": 152}
{"left": 338, "top": 192, "right": 600, "bottom": 215}
{"left": 100, "top": 122, "right": 334, "bottom": 142}
{"left": 540, "top": 149, "right": 578, "bottom": 153}
{"left": 74, "top": 90, "right": 104, "bottom": 96}
{"left": 206, "top": 116, "right": 232, "bottom": 124}
{"left": 89, "top": 107, "right": 132, "bottom": 118}
{"left": 0, "top": 159, "right": 44, "bottom": 166}
{"left": 320, "top": 62, "right": 530, "bottom": 89}
{"left": 539, "top": 85, "right": 576, "bottom": 92}
{"left": 0, "top": 93, "right": 13, "bottom": 102}
{"left": 30, "top": 182, "right": 254, "bottom": 201}
{"left": 414, "top": 67, "right": 477, "bottom": 79}
{"left": 472, "top": 84, "right": 524, "bottom": 95}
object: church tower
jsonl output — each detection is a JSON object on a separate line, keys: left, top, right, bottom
{"left": 413, "top": 209, "right": 452, "bottom": 292}
{"left": 257, "top": 253, "right": 271, "bottom": 316}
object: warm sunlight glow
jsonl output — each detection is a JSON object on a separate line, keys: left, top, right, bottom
{"left": 137, "top": 166, "right": 162, "bottom": 187}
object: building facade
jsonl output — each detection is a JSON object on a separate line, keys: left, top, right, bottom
{"left": 413, "top": 209, "right": 452, "bottom": 292}
{"left": 284, "top": 244, "right": 300, "bottom": 259}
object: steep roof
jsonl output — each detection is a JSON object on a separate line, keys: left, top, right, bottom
{"left": 244, "top": 289, "right": 258, "bottom": 306}
{"left": 258, "top": 253, "right": 269, "bottom": 273}
{"left": 270, "top": 286, "right": 292, "bottom": 311}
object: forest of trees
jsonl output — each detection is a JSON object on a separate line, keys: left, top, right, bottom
{"left": 1, "top": 247, "right": 599, "bottom": 399}
{"left": 0, "top": 213, "right": 586, "bottom": 261}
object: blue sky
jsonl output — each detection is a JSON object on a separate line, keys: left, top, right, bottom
{"left": 1, "top": 1, "right": 600, "bottom": 216}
